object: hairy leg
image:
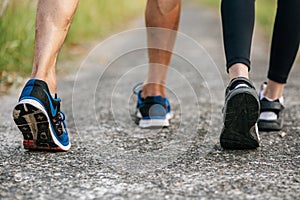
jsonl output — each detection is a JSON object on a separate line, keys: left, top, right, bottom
{"left": 143, "top": 0, "right": 181, "bottom": 98}
{"left": 31, "top": 0, "right": 79, "bottom": 93}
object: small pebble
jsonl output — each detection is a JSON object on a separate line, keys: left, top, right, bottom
{"left": 279, "top": 131, "right": 287, "bottom": 138}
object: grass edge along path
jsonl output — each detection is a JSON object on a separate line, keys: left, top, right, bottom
{"left": 0, "top": 0, "right": 146, "bottom": 93}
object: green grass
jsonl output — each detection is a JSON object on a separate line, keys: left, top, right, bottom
{"left": 67, "top": 0, "right": 146, "bottom": 44}
{"left": 255, "top": 0, "right": 277, "bottom": 36}
{"left": 0, "top": 1, "right": 36, "bottom": 75}
{"left": 0, "top": 0, "right": 146, "bottom": 76}
{"left": 196, "top": 0, "right": 220, "bottom": 8}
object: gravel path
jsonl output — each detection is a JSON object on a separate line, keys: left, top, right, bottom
{"left": 0, "top": 3, "right": 299, "bottom": 199}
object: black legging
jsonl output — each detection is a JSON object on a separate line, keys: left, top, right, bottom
{"left": 221, "top": 0, "right": 300, "bottom": 83}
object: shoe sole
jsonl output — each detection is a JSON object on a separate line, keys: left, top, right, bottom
{"left": 139, "top": 118, "right": 170, "bottom": 128}
{"left": 220, "top": 88, "right": 260, "bottom": 149}
{"left": 258, "top": 106, "right": 284, "bottom": 131}
{"left": 258, "top": 119, "right": 283, "bottom": 131}
{"left": 13, "top": 99, "right": 71, "bottom": 151}
{"left": 136, "top": 110, "right": 173, "bottom": 128}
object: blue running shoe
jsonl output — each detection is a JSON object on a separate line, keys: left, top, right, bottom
{"left": 12, "top": 79, "right": 70, "bottom": 151}
{"left": 133, "top": 83, "right": 172, "bottom": 128}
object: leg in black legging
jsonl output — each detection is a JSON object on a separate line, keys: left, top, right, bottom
{"left": 221, "top": 0, "right": 255, "bottom": 72}
{"left": 267, "top": 0, "right": 300, "bottom": 84}
{"left": 220, "top": 0, "right": 260, "bottom": 150}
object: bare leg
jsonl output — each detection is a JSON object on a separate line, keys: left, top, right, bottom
{"left": 263, "top": 79, "right": 285, "bottom": 99}
{"left": 142, "top": 0, "right": 181, "bottom": 98}
{"left": 31, "top": 0, "right": 79, "bottom": 94}
{"left": 228, "top": 63, "right": 249, "bottom": 81}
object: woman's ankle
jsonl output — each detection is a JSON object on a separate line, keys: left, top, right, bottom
{"left": 263, "top": 79, "right": 285, "bottom": 100}
{"left": 228, "top": 63, "right": 249, "bottom": 82}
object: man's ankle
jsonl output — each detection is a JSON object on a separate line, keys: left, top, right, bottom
{"left": 31, "top": 75, "right": 57, "bottom": 94}
{"left": 142, "top": 83, "right": 166, "bottom": 98}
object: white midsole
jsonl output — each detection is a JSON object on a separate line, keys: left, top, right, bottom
{"left": 139, "top": 118, "right": 170, "bottom": 128}
{"left": 259, "top": 112, "right": 277, "bottom": 121}
{"left": 136, "top": 110, "right": 173, "bottom": 120}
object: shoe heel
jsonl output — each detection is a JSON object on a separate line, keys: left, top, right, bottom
{"left": 221, "top": 89, "right": 260, "bottom": 149}
{"left": 13, "top": 103, "right": 61, "bottom": 150}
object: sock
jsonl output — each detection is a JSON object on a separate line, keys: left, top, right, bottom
{"left": 259, "top": 86, "right": 284, "bottom": 121}
{"left": 259, "top": 89, "right": 284, "bottom": 105}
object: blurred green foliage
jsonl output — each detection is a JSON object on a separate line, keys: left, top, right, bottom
{"left": 0, "top": 0, "right": 146, "bottom": 75}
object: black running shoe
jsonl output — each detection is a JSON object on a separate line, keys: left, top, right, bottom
{"left": 258, "top": 82, "right": 285, "bottom": 131}
{"left": 220, "top": 77, "right": 260, "bottom": 149}
{"left": 12, "top": 79, "right": 70, "bottom": 151}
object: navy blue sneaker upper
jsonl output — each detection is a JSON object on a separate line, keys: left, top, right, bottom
{"left": 19, "top": 79, "right": 69, "bottom": 146}
{"left": 135, "top": 89, "right": 171, "bottom": 120}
